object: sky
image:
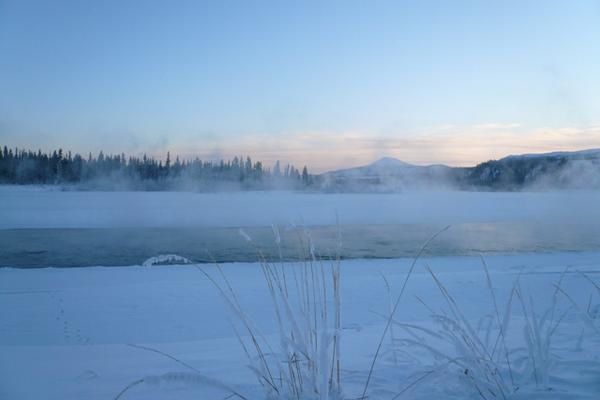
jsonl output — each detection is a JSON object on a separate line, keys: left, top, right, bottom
{"left": 1, "top": 0, "right": 600, "bottom": 172}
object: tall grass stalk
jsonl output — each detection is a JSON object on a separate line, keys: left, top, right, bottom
{"left": 425, "top": 266, "right": 512, "bottom": 399}
{"left": 513, "top": 282, "right": 568, "bottom": 389}
{"left": 361, "top": 225, "right": 450, "bottom": 399}
{"left": 201, "top": 228, "right": 343, "bottom": 400}
{"left": 480, "top": 256, "right": 516, "bottom": 391}
{"left": 395, "top": 262, "right": 578, "bottom": 398}
{"left": 382, "top": 260, "right": 525, "bottom": 399}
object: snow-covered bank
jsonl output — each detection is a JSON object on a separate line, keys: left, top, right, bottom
{"left": 1, "top": 186, "right": 600, "bottom": 228}
{"left": 1, "top": 252, "right": 600, "bottom": 399}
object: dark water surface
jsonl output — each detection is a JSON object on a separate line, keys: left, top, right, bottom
{"left": 2, "top": 222, "right": 600, "bottom": 267}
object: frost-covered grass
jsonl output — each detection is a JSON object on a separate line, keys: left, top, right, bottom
{"left": 377, "top": 264, "right": 600, "bottom": 400}
{"left": 386, "top": 265, "right": 569, "bottom": 399}
{"left": 396, "top": 267, "right": 518, "bottom": 399}
{"left": 206, "top": 229, "right": 343, "bottom": 399}
{"left": 200, "top": 256, "right": 342, "bottom": 399}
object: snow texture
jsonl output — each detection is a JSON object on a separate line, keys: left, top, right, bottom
{"left": 1, "top": 252, "right": 600, "bottom": 399}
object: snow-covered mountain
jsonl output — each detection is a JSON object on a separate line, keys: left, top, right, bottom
{"left": 316, "top": 149, "right": 600, "bottom": 191}
{"left": 319, "top": 157, "right": 455, "bottom": 191}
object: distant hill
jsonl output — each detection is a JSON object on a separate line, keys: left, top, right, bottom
{"left": 316, "top": 149, "right": 600, "bottom": 191}
{"left": 463, "top": 148, "right": 600, "bottom": 190}
{"left": 318, "top": 157, "right": 455, "bottom": 192}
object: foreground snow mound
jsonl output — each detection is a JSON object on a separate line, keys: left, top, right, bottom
{"left": 142, "top": 254, "right": 193, "bottom": 267}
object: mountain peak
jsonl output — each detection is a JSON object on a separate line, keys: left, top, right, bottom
{"left": 370, "top": 157, "right": 412, "bottom": 168}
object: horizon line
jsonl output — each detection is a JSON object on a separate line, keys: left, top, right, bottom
{"left": 3, "top": 143, "right": 599, "bottom": 174}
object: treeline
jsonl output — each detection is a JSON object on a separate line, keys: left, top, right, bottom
{"left": 0, "top": 146, "right": 312, "bottom": 190}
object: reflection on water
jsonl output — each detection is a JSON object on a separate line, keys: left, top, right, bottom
{"left": 2, "top": 222, "right": 600, "bottom": 268}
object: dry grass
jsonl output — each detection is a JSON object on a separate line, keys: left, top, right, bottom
{"left": 199, "top": 227, "right": 343, "bottom": 400}
{"left": 384, "top": 262, "right": 585, "bottom": 398}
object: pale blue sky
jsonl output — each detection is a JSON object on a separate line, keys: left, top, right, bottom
{"left": 1, "top": 0, "right": 600, "bottom": 170}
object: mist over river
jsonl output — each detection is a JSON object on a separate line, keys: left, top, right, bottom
{"left": 2, "top": 187, "right": 600, "bottom": 267}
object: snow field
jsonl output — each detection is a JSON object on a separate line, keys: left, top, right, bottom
{"left": 1, "top": 252, "right": 600, "bottom": 399}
